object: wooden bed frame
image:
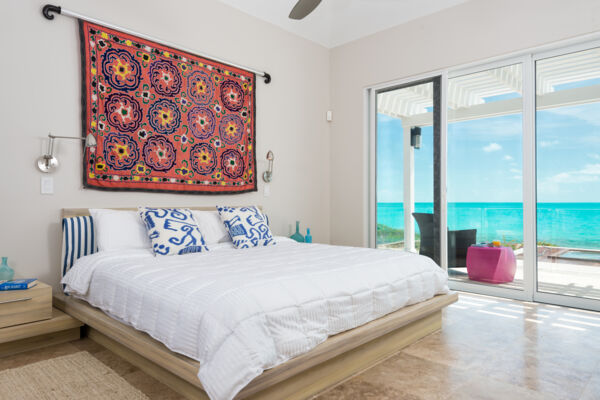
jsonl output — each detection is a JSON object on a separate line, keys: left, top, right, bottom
{"left": 54, "top": 207, "right": 458, "bottom": 400}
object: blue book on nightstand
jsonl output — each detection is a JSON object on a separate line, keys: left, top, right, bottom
{"left": 0, "top": 279, "right": 38, "bottom": 291}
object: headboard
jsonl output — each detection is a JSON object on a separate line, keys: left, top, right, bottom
{"left": 60, "top": 206, "right": 263, "bottom": 285}
{"left": 62, "top": 206, "right": 228, "bottom": 219}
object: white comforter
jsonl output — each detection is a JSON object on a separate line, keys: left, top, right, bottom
{"left": 62, "top": 238, "right": 448, "bottom": 400}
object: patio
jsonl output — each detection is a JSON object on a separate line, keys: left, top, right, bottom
{"left": 448, "top": 247, "right": 600, "bottom": 301}
{"left": 378, "top": 241, "right": 600, "bottom": 301}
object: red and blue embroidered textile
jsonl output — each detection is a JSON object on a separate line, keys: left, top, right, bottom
{"left": 80, "top": 20, "right": 256, "bottom": 193}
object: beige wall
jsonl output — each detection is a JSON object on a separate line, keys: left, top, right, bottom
{"left": 329, "top": 0, "right": 600, "bottom": 247}
{"left": 0, "top": 0, "right": 331, "bottom": 288}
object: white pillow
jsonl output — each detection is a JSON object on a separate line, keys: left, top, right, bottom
{"left": 89, "top": 209, "right": 151, "bottom": 251}
{"left": 192, "top": 210, "right": 231, "bottom": 244}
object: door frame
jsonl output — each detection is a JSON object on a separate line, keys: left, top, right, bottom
{"left": 445, "top": 55, "right": 534, "bottom": 302}
{"left": 366, "top": 71, "right": 447, "bottom": 270}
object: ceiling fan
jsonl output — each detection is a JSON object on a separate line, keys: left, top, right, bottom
{"left": 289, "top": 0, "right": 322, "bottom": 20}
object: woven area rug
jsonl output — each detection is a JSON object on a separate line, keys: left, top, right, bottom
{"left": 0, "top": 352, "right": 148, "bottom": 399}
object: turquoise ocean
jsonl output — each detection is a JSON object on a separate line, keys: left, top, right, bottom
{"left": 377, "top": 202, "right": 600, "bottom": 249}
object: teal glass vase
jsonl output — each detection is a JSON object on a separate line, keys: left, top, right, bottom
{"left": 290, "top": 221, "right": 305, "bottom": 242}
{"left": 0, "top": 257, "right": 14, "bottom": 281}
{"left": 305, "top": 228, "right": 313, "bottom": 243}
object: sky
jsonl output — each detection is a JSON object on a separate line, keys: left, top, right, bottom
{"left": 376, "top": 101, "right": 600, "bottom": 203}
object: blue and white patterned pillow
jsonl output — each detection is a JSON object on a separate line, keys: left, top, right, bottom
{"left": 216, "top": 206, "right": 275, "bottom": 249}
{"left": 138, "top": 207, "right": 208, "bottom": 256}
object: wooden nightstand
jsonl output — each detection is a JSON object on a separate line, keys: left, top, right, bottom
{"left": 1, "top": 282, "right": 52, "bottom": 328}
{"left": 0, "top": 282, "right": 83, "bottom": 357}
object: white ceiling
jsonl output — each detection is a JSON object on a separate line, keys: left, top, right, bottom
{"left": 218, "top": 0, "right": 471, "bottom": 48}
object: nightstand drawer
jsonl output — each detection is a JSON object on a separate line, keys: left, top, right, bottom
{"left": 0, "top": 283, "right": 52, "bottom": 328}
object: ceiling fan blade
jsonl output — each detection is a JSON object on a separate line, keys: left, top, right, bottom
{"left": 289, "top": 0, "right": 322, "bottom": 20}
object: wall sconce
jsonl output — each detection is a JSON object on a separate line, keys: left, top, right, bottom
{"left": 410, "top": 126, "right": 421, "bottom": 149}
{"left": 262, "top": 150, "right": 274, "bottom": 182}
{"left": 37, "top": 133, "right": 97, "bottom": 173}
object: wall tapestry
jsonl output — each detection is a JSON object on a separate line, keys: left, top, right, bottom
{"left": 80, "top": 20, "right": 256, "bottom": 194}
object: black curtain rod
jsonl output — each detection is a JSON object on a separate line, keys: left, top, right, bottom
{"left": 42, "top": 4, "right": 271, "bottom": 84}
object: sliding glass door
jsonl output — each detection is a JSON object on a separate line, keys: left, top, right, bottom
{"left": 375, "top": 78, "right": 441, "bottom": 265}
{"left": 369, "top": 40, "right": 600, "bottom": 311}
{"left": 447, "top": 63, "right": 525, "bottom": 292}
{"left": 535, "top": 46, "right": 600, "bottom": 306}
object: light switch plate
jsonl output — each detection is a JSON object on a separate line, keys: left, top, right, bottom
{"left": 264, "top": 183, "right": 271, "bottom": 197}
{"left": 41, "top": 176, "right": 54, "bottom": 194}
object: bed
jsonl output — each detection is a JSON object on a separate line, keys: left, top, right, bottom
{"left": 54, "top": 207, "right": 457, "bottom": 400}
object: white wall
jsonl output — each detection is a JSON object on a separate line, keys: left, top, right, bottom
{"left": 329, "top": 0, "right": 600, "bottom": 247}
{"left": 0, "top": 0, "right": 331, "bottom": 288}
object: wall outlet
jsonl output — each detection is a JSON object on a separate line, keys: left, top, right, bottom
{"left": 41, "top": 176, "right": 54, "bottom": 194}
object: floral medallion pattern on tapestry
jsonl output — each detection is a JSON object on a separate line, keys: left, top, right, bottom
{"left": 81, "top": 20, "right": 256, "bottom": 193}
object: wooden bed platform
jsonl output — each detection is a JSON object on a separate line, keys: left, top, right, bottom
{"left": 56, "top": 207, "right": 458, "bottom": 399}
{"left": 54, "top": 292, "right": 457, "bottom": 400}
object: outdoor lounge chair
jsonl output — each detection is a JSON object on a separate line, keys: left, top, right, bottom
{"left": 412, "top": 213, "right": 477, "bottom": 268}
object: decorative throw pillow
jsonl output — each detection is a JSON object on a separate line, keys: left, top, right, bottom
{"left": 216, "top": 206, "right": 275, "bottom": 249}
{"left": 138, "top": 207, "right": 208, "bottom": 256}
{"left": 61, "top": 216, "right": 98, "bottom": 280}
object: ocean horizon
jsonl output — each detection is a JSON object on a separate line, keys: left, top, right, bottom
{"left": 377, "top": 202, "right": 600, "bottom": 249}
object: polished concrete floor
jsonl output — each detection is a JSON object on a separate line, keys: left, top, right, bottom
{"left": 317, "top": 293, "right": 600, "bottom": 400}
{"left": 1, "top": 293, "right": 599, "bottom": 399}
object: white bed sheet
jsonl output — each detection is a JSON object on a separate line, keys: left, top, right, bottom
{"left": 62, "top": 238, "right": 448, "bottom": 400}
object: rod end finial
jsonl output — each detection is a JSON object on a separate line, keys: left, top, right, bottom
{"left": 42, "top": 4, "right": 61, "bottom": 20}
{"left": 263, "top": 72, "right": 271, "bottom": 84}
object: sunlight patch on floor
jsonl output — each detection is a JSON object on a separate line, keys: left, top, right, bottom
{"left": 477, "top": 309, "right": 519, "bottom": 319}
{"left": 551, "top": 322, "right": 586, "bottom": 331}
{"left": 557, "top": 318, "right": 600, "bottom": 328}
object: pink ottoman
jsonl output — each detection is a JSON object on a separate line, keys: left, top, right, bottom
{"left": 466, "top": 246, "right": 516, "bottom": 284}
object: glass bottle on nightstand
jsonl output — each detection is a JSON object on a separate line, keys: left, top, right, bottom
{"left": 0, "top": 257, "right": 14, "bottom": 281}
{"left": 290, "top": 221, "right": 305, "bottom": 242}
{"left": 305, "top": 228, "right": 312, "bottom": 243}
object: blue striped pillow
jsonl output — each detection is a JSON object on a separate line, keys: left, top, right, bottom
{"left": 61, "top": 216, "right": 98, "bottom": 280}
